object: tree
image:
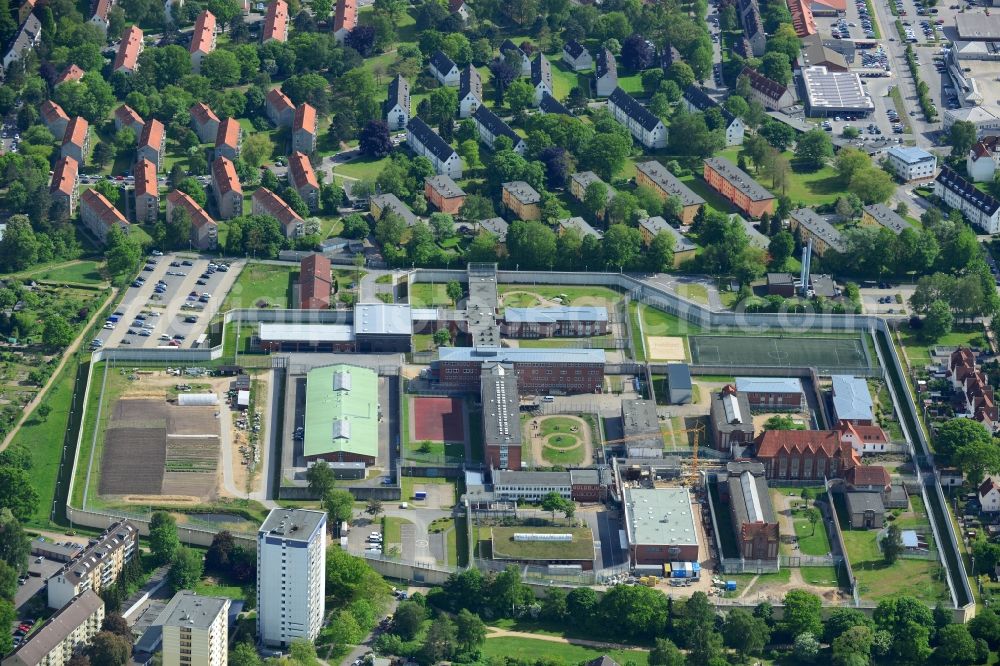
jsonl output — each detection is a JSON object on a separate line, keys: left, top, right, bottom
{"left": 365, "top": 497, "right": 383, "bottom": 518}
{"left": 647, "top": 232, "right": 676, "bottom": 272}
{"left": 0, "top": 510, "right": 28, "bottom": 572}
{"left": 968, "top": 609, "right": 1000, "bottom": 648}
{"left": 0, "top": 216, "right": 38, "bottom": 271}
{"left": 835, "top": 147, "right": 871, "bottom": 184}
{"left": 346, "top": 24, "right": 376, "bottom": 56}
{"left": 831, "top": 625, "right": 873, "bottom": 666}
{"left": 922, "top": 299, "right": 953, "bottom": 341}
{"left": 793, "top": 632, "right": 820, "bottom": 663}
{"left": 101, "top": 614, "right": 131, "bottom": 642}
{"left": 229, "top": 643, "right": 262, "bottom": 666}
{"left": 168, "top": 547, "right": 204, "bottom": 592}
{"left": 768, "top": 231, "right": 794, "bottom": 267}
{"left": 323, "top": 489, "right": 354, "bottom": 525}
{"left": 935, "top": 624, "right": 977, "bottom": 665}
{"left": 104, "top": 227, "right": 142, "bottom": 282}
{"left": 724, "top": 608, "right": 770, "bottom": 661}
{"left": 0, "top": 560, "right": 17, "bottom": 601}
{"left": 648, "top": 638, "right": 685, "bottom": 666}
{"left": 149, "top": 511, "right": 180, "bottom": 564}
{"left": 953, "top": 438, "right": 1000, "bottom": 487}
{"left": 0, "top": 598, "right": 12, "bottom": 655}
{"left": 881, "top": 523, "right": 902, "bottom": 564}
{"left": 421, "top": 616, "right": 457, "bottom": 663}
{"left": 87, "top": 632, "right": 131, "bottom": 666}
{"left": 782, "top": 590, "right": 822, "bottom": 639}
{"left": 621, "top": 34, "right": 654, "bottom": 72}
{"left": 805, "top": 507, "right": 820, "bottom": 536}
{"left": 950, "top": 119, "right": 978, "bottom": 157}
{"left": 306, "top": 460, "right": 336, "bottom": 496}
{"left": 583, "top": 180, "right": 609, "bottom": 220}
{"left": 760, "top": 51, "right": 792, "bottom": 85}
{"left": 505, "top": 79, "right": 535, "bottom": 114}
{"left": 200, "top": 50, "right": 241, "bottom": 87}
{"left": 507, "top": 220, "right": 557, "bottom": 270}
{"left": 541, "top": 492, "right": 568, "bottom": 520}
{"left": 935, "top": 417, "right": 992, "bottom": 459}
{"left": 431, "top": 328, "right": 451, "bottom": 347}
{"left": 359, "top": 120, "right": 392, "bottom": 158}
{"left": 794, "top": 129, "right": 834, "bottom": 170}
{"left": 454, "top": 608, "right": 486, "bottom": 654}
{"left": 668, "top": 111, "right": 724, "bottom": 160}
{"left": 205, "top": 531, "right": 235, "bottom": 573}
{"left": 580, "top": 134, "right": 632, "bottom": 180}
{"left": 42, "top": 314, "right": 74, "bottom": 349}
{"left": 849, "top": 167, "right": 895, "bottom": 204}
{"left": 603, "top": 224, "right": 643, "bottom": 270}
{"left": 240, "top": 133, "right": 273, "bottom": 169}
{"left": 446, "top": 280, "right": 463, "bottom": 305}
{"left": 541, "top": 588, "right": 567, "bottom": 622}
{"left": 392, "top": 600, "right": 427, "bottom": 640}
{"left": 0, "top": 467, "right": 38, "bottom": 523}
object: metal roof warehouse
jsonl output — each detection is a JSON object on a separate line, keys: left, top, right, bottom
{"left": 304, "top": 364, "right": 379, "bottom": 462}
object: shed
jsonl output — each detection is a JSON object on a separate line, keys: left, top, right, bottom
{"left": 845, "top": 491, "right": 885, "bottom": 529}
{"left": 237, "top": 390, "right": 250, "bottom": 408}
{"left": 901, "top": 530, "right": 919, "bottom": 548}
{"left": 665, "top": 364, "right": 692, "bottom": 404}
{"left": 177, "top": 392, "right": 219, "bottom": 406}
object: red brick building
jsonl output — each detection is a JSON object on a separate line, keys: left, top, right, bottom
{"left": 299, "top": 254, "right": 332, "bottom": 310}
{"left": 735, "top": 377, "right": 804, "bottom": 411}
{"left": 723, "top": 464, "right": 779, "bottom": 561}
{"left": 754, "top": 429, "right": 859, "bottom": 480}
{"left": 425, "top": 175, "right": 465, "bottom": 214}
{"left": 436, "top": 347, "right": 605, "bottom": 393}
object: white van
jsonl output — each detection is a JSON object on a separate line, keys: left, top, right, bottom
{"left": 542, "top": 395, "right": 555, "bottom": 403}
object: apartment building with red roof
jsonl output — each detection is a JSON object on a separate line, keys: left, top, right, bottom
{"left": 137, "top": 118, "right": 165, "bottom": 171}
{"left": 190, "top": 102, "right": 220, "bottom": 143}
{"left": 292, "top": 103, "right": 317, "bottom": 154}
{"left": 54, "top": 63, "right": 85, "bottom": 86}
{"left": 262, "top": 0, "right": 288, "bottom": 42}
{"left": 265, "top": 88, "right": 295, "bottom": 127}
{"left": 133, "top": 158, "right": 159, "bottom": 224}
{"left": 49, "top": 156, "right": 79, "bottom": 219}
{"left": 252, "top": 187, "right": 303, "bottom": 237}
{"left": 754, "top": 429, "right": 859, "bottom": 480}
{"left": 113, "top": 25, "right": 143, "bottom": 73}
{"left": 189, "top": 10, "right": 217, "bottom": 73}
{"left": 299, "top": 254, "right": 332, "bottom": 309}
{"left": 114, "top": 104, "right": 144, "bottom": 135}
{"left": 287, "top": 152, "right": 319, "bottom": 212}
{"left": 41, "top": 100, "right": 70, "bottom": 139}
{"left": 89, "top": 0, "right": 114, "bottom": 32}
{"left": 215, "top": 117, "right": 242, "bottom": 160}
{"left": 61, "top": 116, "right": 90, "bottom": 165}
{"left": 166, "top": 190, "right": 218, "bottom": 250}
{"left": 80, "top": 189, "right": 129, "bottom": 244}
{"left": 211, "top": 157, "right": 243, "bottom": 219}
{"left": 332, "top": 0, "right": 356, "bottom": 43}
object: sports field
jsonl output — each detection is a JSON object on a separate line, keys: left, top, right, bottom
{"left": 690, "top": 335, "right": 868, "bottom": 369}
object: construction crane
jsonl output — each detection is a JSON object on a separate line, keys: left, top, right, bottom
{"left": 601, "top": 421, "right": 707, "bottom": 483}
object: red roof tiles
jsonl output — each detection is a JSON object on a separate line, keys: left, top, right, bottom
{"left": 288, "top": 151, "right": 318, "bottom": 189}
{"left": 190, "top": 10, "right": 216, "bottom": 54}
{"left": 293, "top": 103, "right": 316, "bottom": 135}
{"left": 212, "top": 157, "right": 241, "bottom": 195}
{"left": 299, "top": 254, "right": 332, "bottom": 309}
{"left": 139, "top": 118, "right": 165, "bottom": 151}
{"left": 134, "top": 158, "right": 158, "bottom": 197}
{"left": 167, "top": 189, "right": 216, "bottom": 229}
{"left": 113, "top": 25, "right": 143, "bottom": 71}
{"left": 82, "top": 188, "right": 128, "bottom": 226}
{"left": 50, "top": 156, "right": 78, "bottom": 195}
{"left": 333, "top": 0, "right": 356, "bottom": 32}
{"left": 190, "top": 102, "right": 219, "bottom": 126}
{"left": 253, "top": 187, "right": 302, "bottom": 227}
{"left": 262, "top": 0, "right": 288, "bottom": 41}
{"left": 55, "top": 64, "right": 85, "bottom": 85}
{"left": 62, "top": 116, "right": 89, "bottom": 148}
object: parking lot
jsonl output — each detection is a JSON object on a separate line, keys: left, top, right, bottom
{"left": 92, "top": 253, "right": 243, "bottom": 351}
{"left": 829, "top": 0, "right": 878, "bottom": 40}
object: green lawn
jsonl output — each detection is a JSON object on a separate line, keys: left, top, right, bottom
{"left": 801, "top": 565, "right": 843, "bottom": 587}
{"left": 497, "top": 284, "right": 622, "bottom": 308}
{"left": 718, "top": 146, "right": 842, "bottom": 207}
{"left": 336, "top": 155, "right": 391, "bottom": 181}
{"left": 404, "top": 438, "right": 464, "bottom": 463}
{"left": 629, "top": 301, "right": 646, "bottom": 362}
{"left": 413, "top": 333, "right": 435, "bottom": 352}
{"left": 535, "top": 416, "right": 588, "bottom": 466}
{"left": 382, "top": 516, "right": 413, "bottom": 548}
{"left": 676, "top": 283, "right": 709, "bottom": 304}
{"left": 897, "top": 324, "right": 986, "bottom": 366}
{"left": 781, "top": 500, "right": 832, "bottom": 557}
{"left": 550, "top": 61, "right": 587, "bottom": 100}
{"left": 680, "top": 174, "right": 737, "bottom": 215}
{"left": 640, "top": 303, "right": 701, "bottom": 336}
{"left": 29, "top": 261, "right": 107, "bottom": 286}
{"left": 193, "top": 575, "right": 250, "bottom": 603}
{"left": 221, "top": 263, "right": 295, "bottom": 310}
{"left": 481, "top": 637, "right": 648, "bottom": 666}
{"left": 616, "top": 73, "right": 645, "bottom": 95}
{"left": 409, "top": 283, "right": 454, "bottom": 307}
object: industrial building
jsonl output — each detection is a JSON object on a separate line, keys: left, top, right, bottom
{"left": 481, "top": 362, "right": 521, "bottom": 470}
{"left": 255, "top": 323, "right": 355, "bottom": 353}
{"left": 665, "top": 364, "right": 692, "bottom": 404}
{"left": 709, "top": 384, "right": 755, "bottom": 452}
{"left": 845, "top": 491, "right": 885, "bottom": 529}
{"left": 434, "top": 347, "right": 605, "bottom": 393}
{"left": 735, "top": 377, "right": 804, "bottom": 410}
{"left": 621, "top": 399, "right": 663, "bottom": 457}
{"left": 257, "top": 509, "right": 326, "bottom": 648}
{"left": 303, "top": 364, "right": 379, "bottom": 465}
{"left": 489, "top": 526, "right": 596, "bottom": 571}
{"left": 800, "top": 65, "right": 874, "bottom": 117}
{"left": 354, "top": 303, "right": 413, "bottom": 352}
{"left": 623, "top": 487, "right": 699, "bottom": 566}
{"left": 723, "top": 462, "right": 779, "bottom": 561}
{"left": 490, "top": 468, "right": 612, "bottom": 502}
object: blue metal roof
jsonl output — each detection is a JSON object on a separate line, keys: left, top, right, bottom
{"left": 735, "top": 377, "right": 803, "bottom": 394}
{"left": 831, "top": 375, "right": 874, "bottom": 422}
{"left": 438, "top": 346, "right": 606, "bottom": 364}
{"left": 666, "top": 363, "right": 692, "bottom": 389}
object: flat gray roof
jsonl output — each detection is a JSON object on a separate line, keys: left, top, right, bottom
{"left": 438, "top": 346, "right": 606, "bottom": 364}
{"left": 504, "top": 306, "right": 609, "bottom": 323}
{"left": 845, "top": 491, "right": 885, "bottom": 514}
{"left": 801, "top": 66, "right": 873, "bottom": 112}
{"left": 831, "top": 375, "right": 874, "bottom": 422}
{"left": 666, "top": 363, "right": 692, "bottom": 390}
{"left": 354, "top": 303, "right": 413, "bottom": 335}
{"left": 259, "top": 323, "right": 354, "bottom": 342}
{"left": 736, "top": 377, "right": 803, "bottom": 393}
{"left": 481, "top": 362, "right": 521, "bottom": 449}
{"left": 957, "top": 12, "right": 1000, "bottom": 40}
{"left": 624, "top": 487, "right": 698, "bottom": 547}
{"left": 259, "top": 508, "right": 326, "bottom": 543}
{"left": 493, "top": 470, "right": 571, "bottom": 486}
{"left": 159, "top": 591, "right": 229, "bottom": 630}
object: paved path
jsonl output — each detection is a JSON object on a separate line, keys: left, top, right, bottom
{"left": 0, "top": 287, "right": 118, "bottom": 452}
{"left": 485, "top": 627, "right": 649, "bottom": 652}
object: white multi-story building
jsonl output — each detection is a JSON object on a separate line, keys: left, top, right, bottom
{"left": 257, "top": 509, "right": 327, "bottom": 648}
{"left": 47, "top": 521, "right": 138, "bottom": 609}
{"left": 2, "top": 591, "right": 104, "bottom": 666}
{"left": 884, "top": 145, "right": 936, "bottom": 183}
{"left": 161, "top": 592, "right": 230, "bottom": 666}
{"left": 934, "top": 165, "right": 1000, "bottom": 234}
{"left": 607, "top": 87, "right": 667, "bottom": 149}
{"left": 405, "top": 117, "right": 463, "bottom": 180}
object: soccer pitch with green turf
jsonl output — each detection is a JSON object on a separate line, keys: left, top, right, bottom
{"left": 690, "top": 335, "right": 869, "bottom": 369}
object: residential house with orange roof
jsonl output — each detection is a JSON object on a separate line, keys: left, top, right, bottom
{"left": 133, "top": 158, "right": 159, "bottom": 223}
{"left": 89, "top": 0, "right": 115, "bottom": 32}
{"left": 215, "top": 117, "right": 242, "bottom": 160}
{"left": 41, "top": 100, "right": 70, "bottom": 139}
{"left": 844, "top": 465, "right": 891, "bottom": 494}
{"left": 49, "top": 156, "right": 79, "bottom": 219}
{"left": 980, "top": 477, "right": 1000, "bottom": 512}
{"left": 113, "top": 25, "right": 143, "bottom": 73}
{"left": 114, "top": 104, "right": 144, "bottom": 134}
{"left": 190, "top": 102, "right": 220, "bottom": 143}
{"left": 753, "top": 429, "right": 859, "bottom": 480}
{"left": 292, "top": 103, "right": 317, "bottom": 154}
{"left": 211, "top": 157, "right": 243, "bottom": 219}
{"left": 265, "top": 88, "right": 295, "bottom": 128}
{"left": 137, "top": 119, "right": 165, "bottom": 172}
{"left": 189, "top": 10, "right": 217, "bottom": 73}
{"left": 949, "top": 347, "right": 998, "bottom": 432}
{"left": 809, "top": 0, "right": 845, "bottom": 16}
{"left": 332, "top": 0, "right": 356, "bottom": 44}
{"left": 80, "top": 189, "right": 129, "bottom": 244}
{"left": 787, "top": 0, "right": 817, "bottom": 36}
{"left": 837, "top": 422, "right": 890, "bottom": 456}
{"left": 61, "top": 117, "right": 90, "bottom": 165}
{"left": 299, "top": 254, "right": 332, "bottom": 309}
{"left": 166, "top": 190, "right": 218, "bottom": 250}
{"left": 262, "top": 0, "right": 288, "bottom": 42}
{"left": 287, "top": 152, "right": 319, "bottom": 212}
{"left": 54, "top": 63, "right": 85, "bottom": 86}
{"left": 252, "top": 187, "right": 304, "bottom": 237}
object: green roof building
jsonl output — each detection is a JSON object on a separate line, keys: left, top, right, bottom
{"left": 304, "top": 364, "right": 379, "bottom": 464}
